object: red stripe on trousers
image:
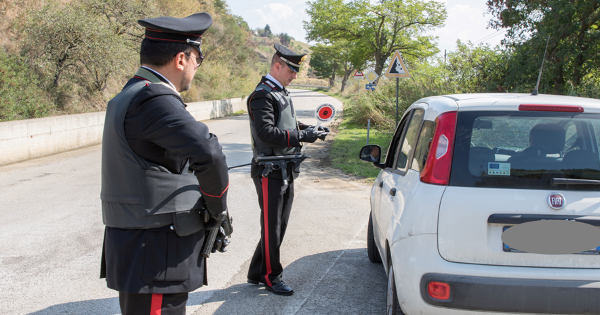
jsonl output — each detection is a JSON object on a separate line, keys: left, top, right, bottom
{"left": 262, "top": 177, "right": 273, "bottom": 287}
{"left": 150, "top": 294, "right": 163, "bottom": 315}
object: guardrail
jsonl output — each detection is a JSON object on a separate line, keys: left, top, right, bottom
{"left": 0, "top": 97, "right": 247, "bottom": 166}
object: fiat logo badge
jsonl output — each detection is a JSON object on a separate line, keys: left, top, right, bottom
{"left": 547, "top": 193, "right": 565, "bottom": 210}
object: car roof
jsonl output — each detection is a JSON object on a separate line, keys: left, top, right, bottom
{"left": 414, "top": 93, "right": 600, "bottom": 118}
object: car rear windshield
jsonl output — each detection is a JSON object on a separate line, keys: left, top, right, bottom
{"left": 450, "top": 111, "right": 600, "bottom": 190}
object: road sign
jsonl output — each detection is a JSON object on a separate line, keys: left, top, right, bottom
{"left": 315, "top": 103, "right": 336, "bottom": 122}
{"left": 365, "top": 83, "right": 376, "bottom": 91}
{"left": 352, "top": 70, "right": 365, "bottom": 80}
{"left": 365, "top": 71, "right": 379, "bottom": 83}
{"left": 385, "top": 50, "right": 410, "bottom": 78}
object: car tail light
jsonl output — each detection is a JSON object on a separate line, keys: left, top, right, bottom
{"left": 427, "top": 281, "right": 451, "bottom": 300}
{"left": 420, "top": 111, "right": 457, "bottom": 185}
{"left": 519, "top": 104, "right": 584, "bottom": 112}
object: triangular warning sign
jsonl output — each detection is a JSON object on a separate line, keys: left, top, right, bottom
{"left": 385, "top": 51, "right": 410, "bottom": 78}
{"left": 353, "top": 70, "right": 364, "bottom": 80}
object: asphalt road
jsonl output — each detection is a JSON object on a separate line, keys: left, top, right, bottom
{"left": 0, "top": 90, "right": 387, "bottom": 315}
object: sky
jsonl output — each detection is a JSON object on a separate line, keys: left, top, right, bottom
{"left": 225, "top": 0, "right": 507, "bottom": 54}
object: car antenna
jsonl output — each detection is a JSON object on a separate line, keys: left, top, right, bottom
{"left": 531, "top": 36, "right": 550, "bottom": 96}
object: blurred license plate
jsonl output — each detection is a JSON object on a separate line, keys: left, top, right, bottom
{"left": 502, "top": 226, "right": 600, "bottom": 255}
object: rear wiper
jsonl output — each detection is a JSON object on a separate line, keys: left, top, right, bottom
{"left": 552, "top": 178, "right": 600, "bottom": 186}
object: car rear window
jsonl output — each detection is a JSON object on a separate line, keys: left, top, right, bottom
{"left": 450, "top": 111, "right": 600, "bottom": 190}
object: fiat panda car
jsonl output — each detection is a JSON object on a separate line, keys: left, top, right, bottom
{"left": 360, "top": 93, "right": 600, "bottom": 314}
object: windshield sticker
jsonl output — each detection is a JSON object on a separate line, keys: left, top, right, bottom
{"left": 488, "top": 162, "right": 511, "bottom": 176}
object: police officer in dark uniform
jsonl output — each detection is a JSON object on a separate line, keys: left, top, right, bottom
{"left": 100, "top": 12, "right": 231, "bottom": 315}
{"left": 246, "top": 44, "right": 328, "bottom": 295}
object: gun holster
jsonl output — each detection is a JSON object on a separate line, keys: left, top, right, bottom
{"left": 172, "top": 208, "right": 206, "bottom": 237}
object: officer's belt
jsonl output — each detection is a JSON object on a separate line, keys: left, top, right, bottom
{"left": 254, "top": 154, "right": 307, "bottom": 178}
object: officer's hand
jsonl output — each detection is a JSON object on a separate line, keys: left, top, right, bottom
{"left": 211, "top": 225, "right": 231, "bottom": 253}
{"left": 299, "top": 128, "right": 319, "bottom": 143}
{"left": 317, "top": 130, "right": 328, "bottom": 141}
{"left": 316, "top": 126, "right": 330, "bottom": 133}
{"left": 210, "top": 210, "right": 227, "bottom": 223}
{"left": 313, "top": 126, "right": 329, "bottom": 141}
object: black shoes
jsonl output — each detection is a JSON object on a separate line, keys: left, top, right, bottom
{"left": 266, "top": 279, "right": 294, "bottom": 296}
{"left": 247, "top": 277, "right": 294, "bottom": 296}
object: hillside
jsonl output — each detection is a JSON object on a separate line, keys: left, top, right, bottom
{"left": 0, "top": 0, "right": 322, "bottom": 121}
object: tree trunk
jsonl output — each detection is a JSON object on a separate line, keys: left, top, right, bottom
{"left": 374, "top": 52, "right": 386, "bottom": 84}
{"left": 329, "top": 63, "right": 339, "bottom": 87}
{"left": 341, "top": 69, "right": 352, "bottom": 92}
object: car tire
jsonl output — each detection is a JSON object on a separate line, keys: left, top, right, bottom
{"left": 367, "top": 212, "right": 382, "bottom": 263}
{"left": 386, "top": 262, "right": 405, "bottom": 315}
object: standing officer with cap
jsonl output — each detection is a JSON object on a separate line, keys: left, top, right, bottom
{"left": 100, "top": 12, "right": 231, "bottom": 315}
{"left": 246, "top": 44, "right": 328, "bottom": 295}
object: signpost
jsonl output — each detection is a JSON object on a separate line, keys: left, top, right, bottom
{"left": 384, "top": 50, "right": 410, "bottom": 126}
{"left": 365, "top": 83, "right": 376, "bottom": 91}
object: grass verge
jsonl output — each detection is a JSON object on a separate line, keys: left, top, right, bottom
{"left": 310, "top": 87, "right": 394, "bottom": 180}
{"left": 310, "top": 86, "right": 394, "bottom": 180}
{"left": 330, "top": 121, "right": 392, "bottom": 179}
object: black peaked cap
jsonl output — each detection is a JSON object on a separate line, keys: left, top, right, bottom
{"left": 274, "top": 43, "right": 306, "bottom": 72}
{"left": 138, "top": 13, "right": 212, "bottom": 46}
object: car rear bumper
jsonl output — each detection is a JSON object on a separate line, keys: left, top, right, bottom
{"left": 420, "top": 273, "right": 600, "bottom": 314}
{"left": 390, "top": 234, "right": 600, "bottom": 314}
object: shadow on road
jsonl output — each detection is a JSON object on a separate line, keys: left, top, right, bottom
{"left": 29, "top": 249, "right": 385, "bottom": 315}
{"left": 189, "top": 248, "right": 386, "bottom": 315}
{"left": 28, "top": 297, "right": 121, "bottom": 315}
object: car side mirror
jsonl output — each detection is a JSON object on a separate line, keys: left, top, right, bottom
{"left": 359, "top": 145, "right": 383, "bottom": 167}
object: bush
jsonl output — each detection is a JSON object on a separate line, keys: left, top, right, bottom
{"left": 0, "top": 48, "right": 53, "bottom": 121}
{"left": 344, "top": 62, "right": 459, "bottom": 132}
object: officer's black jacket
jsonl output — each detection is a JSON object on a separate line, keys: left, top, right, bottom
{"left": 101, "top": 71, "right": 227, "bottom": 293}
{"left": 124, "top": 78, "right": 228, "bottom": 213}
{"left": 247, "top": 77, "right": 310, "bottom": 148}
{"left": 247, "top": 77, "right": 311, "bottom": 178}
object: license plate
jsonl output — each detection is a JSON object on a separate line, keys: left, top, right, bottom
{"left": 502, "top": 226, "right": 600, "bottom": 255}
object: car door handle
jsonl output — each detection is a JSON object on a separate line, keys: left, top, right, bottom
{"left": 389, "top": 188, "right": 396, "bottom": 196}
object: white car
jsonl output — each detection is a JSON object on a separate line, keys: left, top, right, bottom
{"left": 359, "top": 93, "right": 600, "bottom": 314}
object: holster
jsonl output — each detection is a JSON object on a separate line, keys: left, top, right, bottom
{"left": 257, "top": 157, "right": 305, "bottom": 179}
{"left": 172, "top": 208, "right": 206, "bottom": 237}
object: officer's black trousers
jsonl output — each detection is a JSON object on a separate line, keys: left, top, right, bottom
{"left": 119, "top": 292, "right": 187, "bottom": 315}
{"left": 248, "top": 176, "right": 294, "bottom": 286}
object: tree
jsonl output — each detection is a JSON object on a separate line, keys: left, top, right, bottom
{"left": 445, "top": 41, "right": 508, "bottom": 93}
{"left": 487, "top": 0, "right": 600, "bottom": 95}
{"left": 19, "top": 0, "right": 155, "bottom": 108}
{"left": 305, "top": 0, "right": 446, "bottom": 77}
{"left": 264, "top": 24, "right": 272, "bottom": 37}
{"left": 310, "top": 40, "right": 369, "bottom": 91}
{"left": 310, "top": 44, "right": 339, "bottom": 87}
{"left": 278, "top": 33, "right": 293, "bottom": 46}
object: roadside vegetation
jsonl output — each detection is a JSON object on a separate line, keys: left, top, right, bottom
{"left": 1, "top": 0, "right": 598, "bottom": 180}
{"left": 0, "top": 0, "right": 307, "bottom": 122}
{"left": 305, "top": 0, "right": 600, "bottom": 179}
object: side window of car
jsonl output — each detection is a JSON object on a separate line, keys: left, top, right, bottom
{"left": 395, "top": 109, "right": 424, "bottom": 171}
{"left": 411, "top": 120, "right": 435, "bottom": 172}
{"left": 384, "top": 112, "right": 412, "bottom": 167}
